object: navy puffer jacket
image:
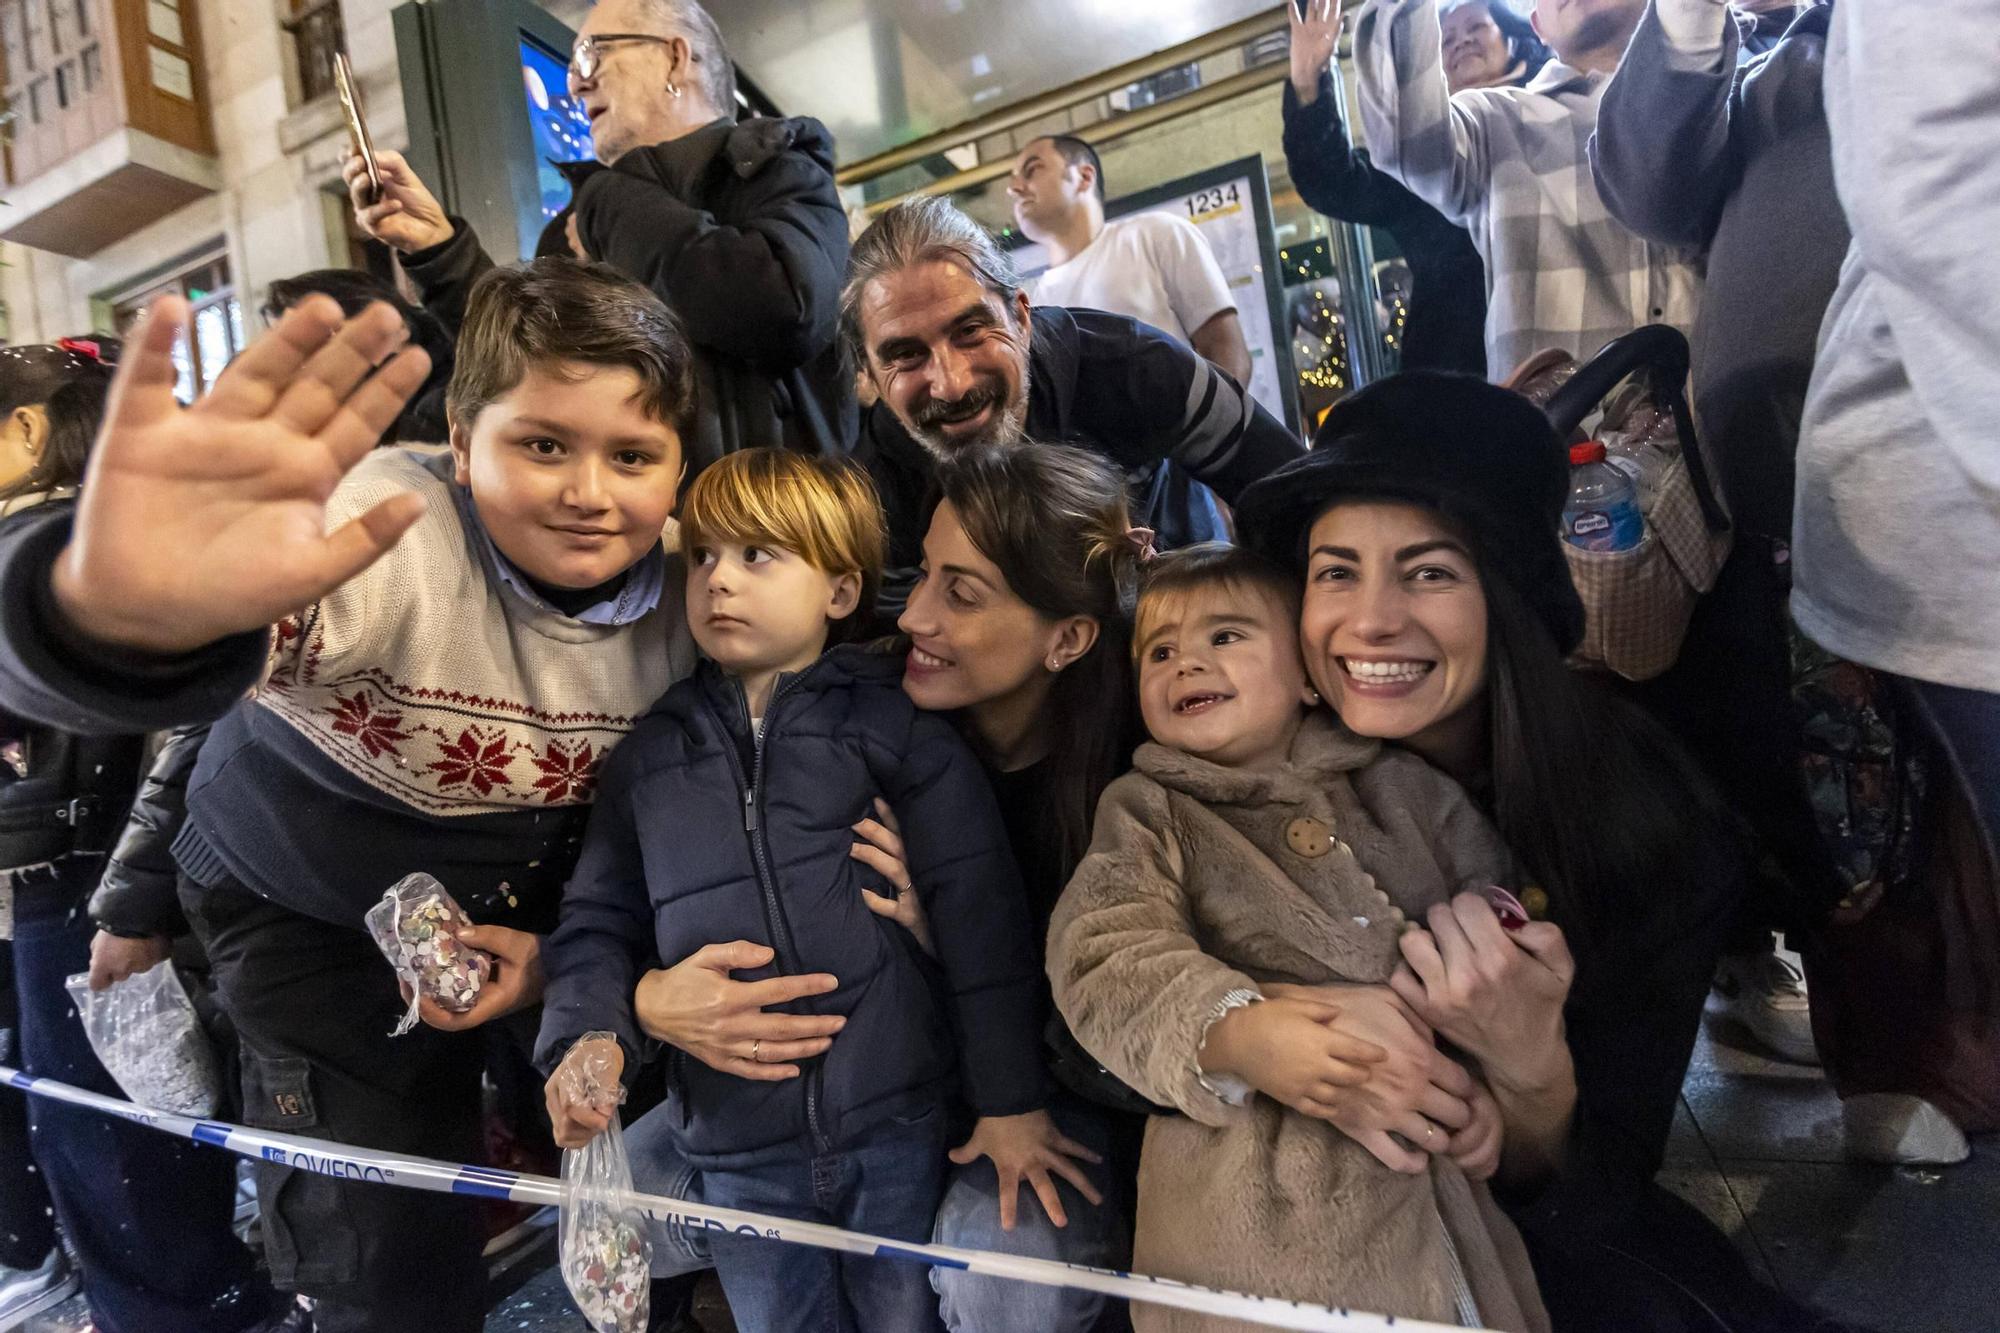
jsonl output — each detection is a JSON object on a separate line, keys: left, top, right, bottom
{"left": 536, "top": 644, "right": 1048, "bottom": 1164}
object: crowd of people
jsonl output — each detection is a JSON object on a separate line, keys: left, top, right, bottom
{"left": 1, "top": 0, "right": 1993, "bottom": 1331}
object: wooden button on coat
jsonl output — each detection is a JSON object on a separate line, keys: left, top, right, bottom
{"left": 1286, "top": 817, "right": 1334, "bottom": 858}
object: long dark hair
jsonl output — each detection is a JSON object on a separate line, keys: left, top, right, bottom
{"left": 930, "top": 443, "right": 1144, "bottom": 877}
{"left": 264, "top": 269, "right": 456, "bottom": 444}
{"left": 1482, "top": 571, "right": 1739, "bottom": 968}
{"left": 0, "top": 340, "right": 117, "bottom": 503}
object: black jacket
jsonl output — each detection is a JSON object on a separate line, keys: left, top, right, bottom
{"left": 855, "top": 306, "right": 1303, "bottom": 618}
{"left": 1281, "top": 73, "right": 1488, "bottom": 376}
{"left": 88, "top": 724, "right": 209, "bottom": 938}
{"left": 403, "top": 116, "right": 856, "bottom": 471}
{"left": 536, "top": 646, "right": 1047, "bottom": 1164}
{"left": 0, "top": 502, "right": 146, "bottom": 877}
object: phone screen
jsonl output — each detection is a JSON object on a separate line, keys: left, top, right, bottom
{"left": 335, "top": 53, "right": 381, "bottom": 202}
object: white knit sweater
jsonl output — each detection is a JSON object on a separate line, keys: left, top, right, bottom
{"left": 256, "top": 449, "right": 697, "bottom": 817}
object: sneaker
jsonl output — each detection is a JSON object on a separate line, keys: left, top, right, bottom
{"left": 1710, "top": 947, "right": 1820, "bottom": 1065}
{"left": 0, "top": 1248, "right": 81, "bottom": 1331}
{"left": 1842, "top": 1093, "right": 1971, "bottom": 1165}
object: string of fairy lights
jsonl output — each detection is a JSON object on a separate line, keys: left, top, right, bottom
{"left": 1278, "top": 236, "right": 1410, "bottom": 403}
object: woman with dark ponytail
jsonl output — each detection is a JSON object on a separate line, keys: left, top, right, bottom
{"left": 895, "top": 441, "right": 1148, "bottom": 1333}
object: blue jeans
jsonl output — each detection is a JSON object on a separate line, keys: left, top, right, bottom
{"left": 625, "top": 1099, "right": 715, "bottom": 1278}
{"left": 8, "top": 862, "right": 272, "bottom": 1333}
{"left": 1904, "top": 677, "right": 2000, "bottom": 865}
{"left": 700, "top": 1105, "right": 950, "bottom": 1333}
{"left": 931, "top": 1094, "right": 1133, "bottom": 1333}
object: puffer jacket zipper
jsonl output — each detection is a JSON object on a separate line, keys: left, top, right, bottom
{"left": 715, "top": 661, "right": 833, "bottom": 1154}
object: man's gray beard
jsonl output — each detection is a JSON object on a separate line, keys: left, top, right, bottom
{"left": 911, "top": 387, "right": 1031, "bottom": 459}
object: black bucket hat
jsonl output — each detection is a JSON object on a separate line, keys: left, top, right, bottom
{"left": 1237, "top": 371, "right": 1586, "bottom": 654}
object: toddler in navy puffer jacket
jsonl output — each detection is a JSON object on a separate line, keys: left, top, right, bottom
{"left": 538, "top": 448, "right": 1048, "bottom": 1332}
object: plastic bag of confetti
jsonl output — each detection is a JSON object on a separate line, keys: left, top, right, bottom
{"left": 63, "top": 960, "right": 220, "bottom": 1117}
{"left": 365, "top": 873, "right": 493, "bottom": 1036}
{"left": 557, "top": 1034, "right": 651, "bottom": 1333}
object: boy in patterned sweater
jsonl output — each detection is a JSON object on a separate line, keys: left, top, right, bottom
{"left": 0, "top": 259, "right": 702, "bottom": 1332}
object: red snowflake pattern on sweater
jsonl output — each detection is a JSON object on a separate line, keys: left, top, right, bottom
{"left": 427, "top": 729, "right": 517, "bottom": 796}
{"left": 531, "top": 739, "right": 599, "bottom": 803}
{"left": 327, "top": 692, "right": 413, "bottom": 759}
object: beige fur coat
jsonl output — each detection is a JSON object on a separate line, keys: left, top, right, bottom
{"left": 1048, "top": 713, "right": 1550, "bottom": 1333}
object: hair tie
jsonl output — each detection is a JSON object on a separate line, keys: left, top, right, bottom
{"left": 57, "top": 337, "right": 105, "bottom": 364}
{"left": 1124, "top": 526, "right": 1159, "bottom": 565}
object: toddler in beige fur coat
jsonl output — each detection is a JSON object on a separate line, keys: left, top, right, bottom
{"left": 1048, "top": 545, "right": 1550, "bottom": 1332}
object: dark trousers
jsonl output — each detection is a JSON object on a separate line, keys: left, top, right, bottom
{"left": 8, "top": 861, "right": 268, "bottom": 1332}
{"left": 0, "top": 936, "right": 58, "bottom": 1270}
{"left": 182, "top": 875, "right": 488, "bottom": 1333}
{"left": 1904, "top": 678, "right": 2000, "bottom": 867}
{"left": 1622, "top": 539, "right": 1847, "bottom": 941}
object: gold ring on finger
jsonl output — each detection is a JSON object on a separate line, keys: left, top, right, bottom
{"left": 751, "top": 1040, "right": 762, "bottom": 1063}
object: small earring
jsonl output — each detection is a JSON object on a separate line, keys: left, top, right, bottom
{"left": 1047, "top": 656, "right": 1063, "bottom": 673}
{"left": 666, "top": 80, "right": 682, "bottom": 98}
{"left": 1306, "top": 689, "right": 1321, "bottom": 704}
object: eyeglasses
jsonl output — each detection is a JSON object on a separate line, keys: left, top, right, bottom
{"left": 569, "top": 33, "right": 679, "bottom": 82}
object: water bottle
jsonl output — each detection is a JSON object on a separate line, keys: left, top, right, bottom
{"left": 1562, "top": 440, "right": 1644, "bottom": 552}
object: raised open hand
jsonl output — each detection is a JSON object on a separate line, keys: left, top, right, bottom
{"left": 1289, "top": 0, "right": 1345, "bottom": 103}
{"left": 51, "top": 295, "right": 431, "bottom": 655}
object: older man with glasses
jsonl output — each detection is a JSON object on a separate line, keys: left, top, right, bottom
{"left": 343, "top": 0, "right": 854, "bottom": 469}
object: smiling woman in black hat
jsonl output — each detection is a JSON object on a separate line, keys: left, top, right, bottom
{"left": 1237, "top": 372, "right": 1864, "bottom": 1333}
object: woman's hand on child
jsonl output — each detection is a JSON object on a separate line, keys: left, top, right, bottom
{"left": 1262, "top": 982, "right": 1474, "bottom": 1174}
{"left": 1446, "top": 1079, "right": 1505, "bottom": 1182}
{"left": 851, "top": 798, "right": 934, "bottom": 955}
{"left": 950, "top": 1110, "right": 1103, "bottom": 1232}
{"left": 545, "top": 1036, "right": 625, "bottom": 1150}
{"left": 632, "top": 941, "right": 845, "bottom": 1081}
{"left": 413, "top": 925, "right": 545, "bottom": 1032}
{"left": 51, "top": 296, "right": 430, "bottom": 655}
{"left": 1198, "top": 993, "right": 1387, "bottom": 1118}
{"left": 1389, "top": 891, "right": 1576, "bottom": 1091}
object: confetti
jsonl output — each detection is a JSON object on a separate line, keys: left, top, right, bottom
{"left": 557, "top": 1035, "right": 651, "bottom": 1333}
{"left": 64, "top": 961, "right": 221, "bottom": 1117}
{"left": 365, "top": 874, "right": 494, "bottom": 1036}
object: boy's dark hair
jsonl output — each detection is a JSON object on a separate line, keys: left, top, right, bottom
{"left": 446, "top": 258, "right": 697, "bottom": 438}
{"left": 1041, "top": 135, "right": 1105, "bottom": 201}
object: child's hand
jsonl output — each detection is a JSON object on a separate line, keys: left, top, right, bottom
{"left": 851, "top": 798, "right": 934, "bottom": 956}
{"left": 1447, "top": 1079, "right": 1505, "bottom": 1182}
{"left": 1199, "top": 994, "right": 1388, "bottom": 1120}
{"left": 51, "top": 297, "right": 430, "bottom": 655}
{"left": 949, "top": 1110, "right": 1103, "bottom": 1231}
{"left": 413, "top": 926, "right": 545, "bottom": 1032}
{"left": 545, "top": 1036, "right": 626, "bottom": 1150}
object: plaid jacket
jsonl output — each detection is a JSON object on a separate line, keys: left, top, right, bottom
{"left": 1354, "top": 0, "right": 1705, "bottom": 379}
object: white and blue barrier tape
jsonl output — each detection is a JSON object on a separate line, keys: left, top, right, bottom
{"left": 2, "top": 1063, "right": 1492, "bottom": 1332}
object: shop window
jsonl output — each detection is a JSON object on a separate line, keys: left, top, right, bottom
{"left": 110, "top": 254, "right": 245, "bottom": 403}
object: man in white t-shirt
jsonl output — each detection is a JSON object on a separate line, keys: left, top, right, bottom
{"left": 1008, "top": 136, "right": 1253, "bottom": 386}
